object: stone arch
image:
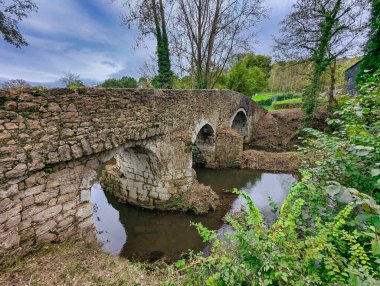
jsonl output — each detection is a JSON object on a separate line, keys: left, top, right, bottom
{"left": 192, "top": 123, "right": 216, "bottom": 167}
{"left": 230, "top": 108, "right": 248, "bottom": 137}
{"left": 99, "top": 144, "right": 165, "bottom": 208}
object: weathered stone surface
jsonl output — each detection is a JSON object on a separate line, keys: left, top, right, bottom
{"left": 21, "top": 184, "right": 45, "bottom": 198}
{"left": 36, "top": 220, "right": 57, "bottom": 236}
{"left": 76, "top": 203, "right": 93, "bottom": 220}
{"left": 58, "top": 145, "right": 72, "bottom": 161}
{"left": 0, "top": 230, "right": 20, "bottom": 253}
{"left": 33, "top": 205, "right": 62, "bottom": 222}
{"left": 0, "top": 87, "right": 277, "bottom": 258}
{"left": 0, "top": 203, "right": 21, "bottom": 224}
{"left": 6, "top": 163, "right": 27, "bottom": 178}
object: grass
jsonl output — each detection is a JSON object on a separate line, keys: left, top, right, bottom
{"left": 0, "top": 242, "right": 176, "bottom": 286}
{"left": 251, "top": 93, "right": 279, "bottom": 102}
{"left": 274, "top": 97, "right": 302, "bottom": 104}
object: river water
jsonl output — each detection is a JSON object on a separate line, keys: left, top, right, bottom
{"left": 90, "top": 169, "right": 296, "bottom": 262}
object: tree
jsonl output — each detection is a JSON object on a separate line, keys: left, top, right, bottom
{"left": 0, "top": 0, "right": 37, "bottom": 47}
{"left": 172, "top": 0, "right": 266, "bottom": 89}
{"left": 269, "top": 61, "right": 312, "bottom": 93}
{"left": 274, "top": 0, "right": 368, "bottom": 122}
{"left": 60, "top": 73, "right": 85, "bottom": 88}
{"left": 1, "top": 78, "right": 30, "bottom": 88}
{"left": 227, "top": 55, "right": 269, "bottom": 95}
{"left": 233, "top": 53, "right": 272, "bottom": 76}
{"left": 120, "top": 0, "right": 173, "bottom": 88}
{"left": 99, "top": 76, "right": 138, "bottom": 88}
{"left": 358, "top": 0, "right": 380, "bottom": 78}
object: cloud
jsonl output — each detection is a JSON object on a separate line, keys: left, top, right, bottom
{"left": 0, "top": 0, "right": 294, "bottom": 82}
{"left": 0, "top": 0, "right": 154, "bottom": 82}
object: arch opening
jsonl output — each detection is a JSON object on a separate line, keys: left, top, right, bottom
{"left": 231, "top": 110, "right": 248, "bottom": 137}
{"left": 192, "top": 124, "right": 216, "bottom": 168}
{"left": 99, "top": 146, "right": 163, "bottom": 207}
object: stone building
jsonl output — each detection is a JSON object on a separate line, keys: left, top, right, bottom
{"left": 344, "top": 61, "right": 361, "bottom": 96}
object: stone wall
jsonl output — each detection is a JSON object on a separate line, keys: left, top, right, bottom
{"left": 0, "top": 87, "right": 266, "bottom": 258}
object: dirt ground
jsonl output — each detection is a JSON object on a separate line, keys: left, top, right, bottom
{"left": 0, "top": 242, "right": 176, "bottom": 286}
{"left": 241, "top": 149, "right": 301, "bottom": 173}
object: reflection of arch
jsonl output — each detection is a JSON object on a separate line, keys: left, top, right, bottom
{"left": 192, "top": 124, "right": 216, "bottom": 167}
{"left": 230, "top": 108, "right": 248, "bottom": 137}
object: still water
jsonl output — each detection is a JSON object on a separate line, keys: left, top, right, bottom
{"left": 90, "top": 169, "right": 296, "bottom": 261}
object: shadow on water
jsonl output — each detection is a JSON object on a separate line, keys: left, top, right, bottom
{"left": 91, "top": 169, "right": 296, "bottom": 262}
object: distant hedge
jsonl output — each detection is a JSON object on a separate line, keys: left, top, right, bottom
{"left": 254, "top": 92, "right": 300, "bottom": 106}
{"left": 272, "top": 99, "right": 302, "bottom": 110}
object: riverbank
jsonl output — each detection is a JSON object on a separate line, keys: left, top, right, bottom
{"left": 241, "top": 150, "right": 301, "bottom": 173}
{"left": 0, "top": 242, "right": 173, "bottom": 286}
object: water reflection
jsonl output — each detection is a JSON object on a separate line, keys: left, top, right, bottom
{"left": 91, "top": 169, "right": 296, "bottom": 261}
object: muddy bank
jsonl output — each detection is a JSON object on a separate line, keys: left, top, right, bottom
{"left": 250, "top": 108, "right": 327, "bottom": 151}
{"left": 241, "top": 150, "right": 301, "bottom": 173}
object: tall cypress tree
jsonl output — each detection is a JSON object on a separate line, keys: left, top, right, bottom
{"left": 358, "top": 0, "right": 380, "bottom": 79}
{"left": 152, "top": 0, "right": 173, "bottom": 89}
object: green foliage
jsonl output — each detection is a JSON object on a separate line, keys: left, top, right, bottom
{"left": 67, "top": 80, "right": 86, "bottom": 89}
{"left": 272, "top": 97, "right": 302, "bottom": 110}
{"left": 358, "top": 0, "right": 380, "bottom": 79}
{"left": 99, "top": 76, "right": 138, "bottom": 88}
{"left": 179, "top": 185, "right": 379, "bottom": 285}
{"left": 155, "top": 10, "right": 173, "bottom": 89}
{"left": 175, "top": 73, "right": 380, "bottom": 285}
{"left": 172, "top": 75, "right": 192, "bottom": 89}
{"left": 236, "top": 53, "right": 272, "bottom": 76}
{"left": 302, "top": 71, "right": 380, "bottom": 201}
{"left": 252, "top": 92, "right": 301, "bottom": 108}
{"left": 227, "top": 54, "right": 270, "bottom": 96}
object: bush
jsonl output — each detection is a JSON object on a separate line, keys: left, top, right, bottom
{"left": 253, "top": 92, "right": 300, "bottom": 107}
{"left": 174, "top": 71, "right": 380, "bottom": 285}
{"left": 272, "top": 98, "right": 302, "bottom": 110}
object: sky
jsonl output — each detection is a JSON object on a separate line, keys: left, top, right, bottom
{"left": 0, "top": 0, "right": 295, "bottom": 85}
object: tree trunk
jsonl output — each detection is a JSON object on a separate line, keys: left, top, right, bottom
{"left": 327, "top": 58, "right": 337, "bottom": 116}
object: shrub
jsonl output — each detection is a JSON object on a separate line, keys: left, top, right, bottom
{"left": 174, "top": 71, "right": 380, "bottom": 285}
{"left": 272, "top": 98, "right": 302, "bottom": 110}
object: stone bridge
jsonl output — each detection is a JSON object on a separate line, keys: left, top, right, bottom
{"left": 0, "top": 88, "right": 268, "bottom": 258}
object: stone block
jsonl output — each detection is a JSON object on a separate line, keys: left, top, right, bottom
{"left": 22, "top": 196, "right": 35, "bottom": 208}
{"left": 32, "top": 205, "right": 62, "bottom": 222}
{"left": 0, "top": 198, "right": 14, "bottom": 212}
{"left": 63, "top": 200, "right": 77, "bottom": 211}
{"left": 76, "top": 203, "right": 93, "bottom": 220}
{"left": 34, "top": 190, "right": 58, "bottom": 204}
{"left": 78, "top": 217, "right": 93, "bottom": 229}
{"left": 36, "top": 220, "right": 57, "bottom": 236}
{"left": 21, "top": 184, "right": 45, "bottom": 198}
{"left": 21, "top": 205, "right": 47, "bottom": 221}
{"left": 6, "top": 163, "right": 27, "bottom": 178}
{"left": 57, "top": 193, "right": 76, "bottom": 204}
{"left": 158, "top": 192, "right": 171, "bottom": 201}
{"left": 58, "top": 144, "right": 72, "bottom": 161}
{"left": 59, "top": 184, "right": 77, "bottom": 195}
{"left": 0, "top": 184, "right": 18, "bottom": 199}
{"left": 57, "top": 215, "right": 74, "bottom": 229}
{"left": 6, "top": 214, "right": 21, "bottom": 228}
{"left": 0, "top": 203, "right": 21, "bottom": 224}
{"left": 80, "top": 189, "right": 90, "bottom": 202}
{"left": 0, "top": 230, "right": 20, "bottom": 252}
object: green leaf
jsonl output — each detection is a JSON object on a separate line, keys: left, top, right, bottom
{"left": 370, "top": 169, "right": 380, "bottom": 177}
{"left": 326, "top": 184, "right": 341, "bottom": 196}
{"left": 371, "top": 242, "right": 380, "bottom": 256}
{"left": 337, "top": 190, "right": 354, "bottom": 204}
